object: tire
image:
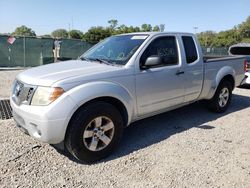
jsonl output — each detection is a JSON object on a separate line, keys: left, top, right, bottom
{"left": 65, "top": 102, "right": 124, "bottom": 163}
{"left": 208, "top": 80, "right": 233, "bottom": 113}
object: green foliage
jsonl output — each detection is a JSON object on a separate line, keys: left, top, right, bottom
{"left": 12, "top": 16, "right": 250, "bottom": 47}
{"left": 108, "top": 19, "right": 118, "bottom": 30}
{"left": 153, "top": 25, "right": 160, "bottom": 32}
{"left": 82, "top": 20, "right": 165, "bottom": 43}
{"left": 114, "top": 25, "right": 140, "bottom": 34}
{"left": 198, "top": 16, "right": 250, "bottom": 47}
{"left": 197, "top": 31, "right": 217, "bottom": 47}
{"left": 213, "top": 29, "right": 240, "bottom": 47}
{"left": 238, "top": 16, "right": 250, "bottom": 39}
{"left": 68, "top": 30, "right": 83, "bottom": 39}
{"left": 82, "top": 27, "right": 111, "bottom": 43}
{"left": 140, "top": 24, "right": 163, "bottom": 32}
{"left": 241, "top": 38, "right": 250, "bottom": 43}
{"left": 141, "top": 24, "right": 152, "bottom": 32}
{"left": 51, "top": 29, "right": 68, "bottom": 38}
{"left": 12, "top": 25, "right": 36, "bottom": 36}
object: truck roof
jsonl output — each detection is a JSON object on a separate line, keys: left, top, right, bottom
{"left": 119, "top": 32, "right": 194, "bottom": 36}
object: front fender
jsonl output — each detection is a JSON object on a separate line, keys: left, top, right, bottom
{"left": 66, "top": 81, "right": 135, "bottom": 125}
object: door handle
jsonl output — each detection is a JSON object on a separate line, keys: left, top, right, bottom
{"left": 176, "top": 71, "right": 185, "bottom": 75}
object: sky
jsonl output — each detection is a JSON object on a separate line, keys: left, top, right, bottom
{"left": 0, "top": 0, "right": 249, "bottom": 35}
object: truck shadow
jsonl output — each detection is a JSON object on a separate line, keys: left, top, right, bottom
{"left": 106, "top": 93, "right": 250, "bottom": 162}
{"left": 55, "top": 93, "right": 250, "bottom": 164}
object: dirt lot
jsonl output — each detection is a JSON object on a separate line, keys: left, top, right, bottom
{"left": 0, "top": 71, "right": 250, "bottom": 188}
{"left": 0, "top": 69, "right": 23, "bottom": 99}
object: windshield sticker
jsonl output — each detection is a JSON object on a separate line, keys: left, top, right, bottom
{"left": 131, "top": 36, "right": 148, "bottom": 40}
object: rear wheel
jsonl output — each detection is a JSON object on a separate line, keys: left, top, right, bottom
{"left": 208, "top": 81, "right": 233, "bottom": 113}
{"left": 65, "top": 102, "right": 124, "bottom": 163}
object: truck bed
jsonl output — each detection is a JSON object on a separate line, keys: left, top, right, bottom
{"left": 204, "top": 55, "right": 245, "bottom": 62}
{"left": 199, "top": 55, "right": 246, "bottom": 100}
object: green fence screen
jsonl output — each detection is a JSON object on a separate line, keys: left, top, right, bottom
{"left": 0, "top": 35, "right": 93, "bottom": 67}
{"left": 1, "top": 35, "right": 231, "bottom": 68}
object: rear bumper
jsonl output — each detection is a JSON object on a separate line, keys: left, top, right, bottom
{"left": 10, "top": 95, "right": 77, "bottom": 144}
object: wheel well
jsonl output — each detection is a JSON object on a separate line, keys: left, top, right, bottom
{"left": 69, "top": 97, "right": 129, "bottom": 127}
{"left": 219, "top": 74, "right": 235, "bottom": 89}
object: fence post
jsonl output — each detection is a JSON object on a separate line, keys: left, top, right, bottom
{"left": 23, "top": 36, "right": 26, "bottom": 67}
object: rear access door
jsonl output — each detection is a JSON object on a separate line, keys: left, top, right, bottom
{"left": 181, "top": 35, "right": 203, "bottom": 102}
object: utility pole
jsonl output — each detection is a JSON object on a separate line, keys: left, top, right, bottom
{"left": 71, "top": 17, "right": 74, "bottom": 30}
{"left": 68, "top": 23, "right": 71, "bottom": 32}
{"left": 193, "top": 27, "right": 198, "bottom": 34}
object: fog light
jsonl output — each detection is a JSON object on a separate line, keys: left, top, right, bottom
{"left": 37, "top": 130, "right": 41, "bottom": 136}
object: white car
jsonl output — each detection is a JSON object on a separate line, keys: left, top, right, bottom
{"left": 242, "top": 57, "right": 250, "bottom": 85}
{"left": 229, "top": 44, "right": 250, "bottom": 85}
{"left": 243, "top": 71, "right": 250, "bottom": 85}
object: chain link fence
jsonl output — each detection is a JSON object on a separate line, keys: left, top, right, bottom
{"left": 0, "top": 35, "right": 93, "bottom": 67}
{"left": 201, "top": 47, "right": 229, "bottom": 57}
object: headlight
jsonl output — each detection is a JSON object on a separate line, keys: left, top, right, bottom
{"left": 31, "top": 87, "right": 64, "bottom": 106}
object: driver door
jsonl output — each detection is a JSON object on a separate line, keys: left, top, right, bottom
{"left": 135, "top": 36, "right": 185, "bottom": 116}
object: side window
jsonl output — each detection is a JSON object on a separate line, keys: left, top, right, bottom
{"left": 140, "top": 36, "right": 178, "bottom": 67}
{"left": 182, "top": 36, "right": 198, "bottom": 64}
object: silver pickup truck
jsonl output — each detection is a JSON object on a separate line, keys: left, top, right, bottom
{"left": 11, "top": 32, "right": 246, "bottom": 163}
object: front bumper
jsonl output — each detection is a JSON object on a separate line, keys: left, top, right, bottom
{"left": 10, "top": 94, "right": 77, "bottom": 144}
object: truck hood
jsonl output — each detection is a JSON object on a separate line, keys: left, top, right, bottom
{"left": 17, "top": 60, "right": 124, "bottom": 86}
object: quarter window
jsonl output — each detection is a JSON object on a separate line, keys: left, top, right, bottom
{"left": 140, "top": 36, "right": 178, "bottom": 67}
{"left": 182, "top": 36, "right": 198, "bottom": 64}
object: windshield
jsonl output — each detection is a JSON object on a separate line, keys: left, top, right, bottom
{"left": 81, "top": 35, "right": 148, "bottom": 65}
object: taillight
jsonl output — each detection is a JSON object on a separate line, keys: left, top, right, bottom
{"left": 244, "top": 60, "right": 247, "bottom": 73}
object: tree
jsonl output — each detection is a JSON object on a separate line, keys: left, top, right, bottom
{"left": 68, "top": 30, "right": 83, "bottom": 39}
{"left": 159, "top": 24, "right": 165, "bottom": 32}
{"left": 238, "top": 16, "right": 250, "bottom": 40}
{"left": 108, "top": 19, "right": 118, "bottom": 30}
{"left": 51, "top": 29, "right": 68, "bottom": 38}
{"left": 82, "top": 27, "right": 111, "bottom": 43}
{"left": 12, "top": 25, "right": 36, "bottom": 36}
{"left": 141, "top": 24, "right": 152, "bottom": 32}
{"left": 153, "top": 25, "right": 160, "bottom": 32}
{"left": 115, "top": 25, "right": 141, "bottom": 34}
{"left": 134, "top": 26, "right": 141, "bottom": 32}
{"left": 197, "top": 31, "right": 217, "bottom": 47}
{"left": 115, "top": 24, "right": 127, "bottom": 34}
{"left": 213, "top": 29, "right": 239, "bottom": 47}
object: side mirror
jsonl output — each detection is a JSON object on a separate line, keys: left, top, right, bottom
{"left": 141, "top": 56, "right": 163, "bottom": 69}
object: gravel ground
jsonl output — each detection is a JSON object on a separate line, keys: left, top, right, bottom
{"left": 0, "top": 69, "right": 24, "bottom": 99}
{"left": 0, "top": 71, "right": 250, "bottom": 188}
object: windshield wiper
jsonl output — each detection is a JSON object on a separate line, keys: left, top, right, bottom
{"left": 90, "top": 58, "right": 113, "bottom": 65}
{"left": 79, "top": 57, "right": 90, "bottom": 61}
{"left": 79, "top": 57, "right": 117, "bottom": 66}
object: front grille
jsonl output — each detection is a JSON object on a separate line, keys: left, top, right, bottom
{"left": 12, "top": 80, "right": 36, "bottom": 106}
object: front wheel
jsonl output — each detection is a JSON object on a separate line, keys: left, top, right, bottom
{"left": 65, "top": 102, "right": 124, "bottom": 163}
{"left": 208, "top": 81, "right": 233, "bottom": 113}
